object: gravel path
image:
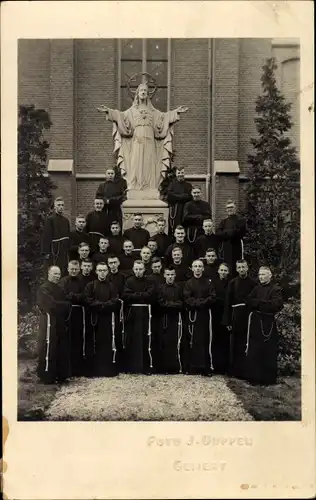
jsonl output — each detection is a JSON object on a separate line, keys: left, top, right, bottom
{"left": 45, "top": 374, "right": 254, "bottom": 421}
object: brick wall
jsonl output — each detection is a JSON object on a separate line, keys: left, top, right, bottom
{"left": 75, "top": 39, "right": 117, "bottom": 173}
{"left": 214, "top": 39, "right": 239, "bottom": 160}
{"left": 18, "top": 39, "right": 51, "bottom": 110}
{"left": 76, "top": 180, "right": 102, "bottom": 217}
{"left": 50, "top": 173, "right": 73, "bottom": 222}
{"left": 238, "top": 39, "right": 272, "bottom": 176}
{"left": 216, "top": 175, "right": 240, "bottom": 224}
{"left": 170, "top": 39, "right": 209, "bottom": 175}
{"left": 49, "top": 40, "right": 75, "bottom": 159}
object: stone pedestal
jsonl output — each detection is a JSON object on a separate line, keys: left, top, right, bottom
{"left": 122, "top": 192, "right": 169, "bottom": 235}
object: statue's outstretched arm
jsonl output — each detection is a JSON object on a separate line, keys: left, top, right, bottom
{"left": 174, "top": 106, "right": 189, "bottom": 114}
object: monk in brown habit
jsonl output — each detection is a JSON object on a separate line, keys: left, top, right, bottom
{"left": 36, "top": 266, "right": 71, "bottom": 384}
{"left": 60, "top": 260, "right": 86, "bottom": 377}
{"left": 216, "top": 200, "right": 246, "bottom": 277}
{"left": 222, "top": 260, "right": 256, "bottom": 379}
{"left": 166, "top": 167, "right": 192, "bottom": 235}
{"left": 182, "top": 260, "right": 216, "bottom": 375}
{"left": 244, "top": 266, "right": 284, "bottom": 385}
{"left": 157, "top": 267, "right": 184, "bottom": 374}
{"left": 85, "top": 262, "right": 121, "bottom": 377}
{"left": 122, "top": 260, "right": 155, "bottom": 374}
{"left": 96, "top": 167, "right": 127, "bottom": 228}
{"left": 86, "top": 198, "right": 109, "bottom": 254}
{"left": 183, "top": 186, "right": 212, "bottom": 243}
{"left": 41, "top": 197, "right": 70, "bottom": 276}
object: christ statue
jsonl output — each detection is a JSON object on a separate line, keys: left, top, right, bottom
{"left": 97, "top": 82, "right": 188, "bottom": 193}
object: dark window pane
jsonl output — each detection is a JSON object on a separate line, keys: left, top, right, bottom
{"left": 146, "top": 60, "right": 168, "bottom": 87}
{"left": 151, "top": 87, "right": 168, "bottom": 111}
{"left": 121, "top": 38, "right": 143, "bottom": 60}
{"left": 121, "top": 60, "right": 143, "bottom": 88}
{"left": 146, "top": 39, "right": 168, "bottom": 60}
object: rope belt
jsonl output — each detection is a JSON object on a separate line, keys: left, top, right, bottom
{"left": 169, "top": 204, "right": 178, "bottom": 232}
{"left": 45, "top": 313, "right": 51, "bottom": 372}
{"left": 52, "top": 237, "right": 69, "bottom": 242}
{"left": 187, "top": 228, "right": 198, "bottom": 243}
{"left": 51, "top": 237, "right": 69, "bottom": 264}
{"left": 208, "top": 309, "right": 214, "bottom": 371}
{"left": 232, "top": 303, "right": 246, "bottom": 308}
{"left": 245, "top": 310, "right": 275, "bottom": 355}
{"left": 177, "top": 312, "right": 183, "bottom": 373}
{"left": 91, "top": 313, "right": 98, "bottom": 355}
{"left": 119, "top": 299, "right": 125, "bottom": 348}
{"left": 111, "top": 312, "right": 116, "bottom": 363}
{"left": 131, "top": 303, "right": 153, "bottom": 368}
{"left": 89, "top": 231, "right": 105, "bottom": 238}
{"left": 71, "top": 305, "right": 86, "bottom": 357}
{"left": 241, "top": 239, "right": 244, "bottom": 260}
{"left": 188, "top": 310, "right": 197, "bottom": 348}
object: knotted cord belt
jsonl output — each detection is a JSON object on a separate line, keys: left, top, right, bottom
{"left": 45, "top": 313, "right": 51, "bottom": 372}
{"left": 208, "top": 309, "right": 214, "bottom": 371}
{"left": 169, "top": 204, "right": 178, "bottom": 232}
{"left": 188, "top": 310, "right": 197, "bottom": 348}
{"left": 245, "top": 310, "right": 275, "bottom": 355}
{"left": 119, "top": 299, "right": 125, "bottom": 348}
{"left": 131, "top": 303, "right": 153, "bottom": 368}
{"left": 111, "top": 312, "right": 116, "bottom": 363}
{"left": 71, "top": 305, "right": 86, "bottom": 357}
{"left": 51, "top": 237, "right": 69, "bottom": 265}
{"left": 177, "top": 312, "right": 183, "bottom": 373}
{"left": 187, "top": 228, "right": 198, "bottom": 243}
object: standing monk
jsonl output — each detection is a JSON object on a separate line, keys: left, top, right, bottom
{"left": 166, "top": 167, "right": 192, "bottom": 235}
{"left": 69, "top": 215, "right": 91, "bottom": 261}
{"left": 41, "top": 197, "right": 70, "bottom": 276}
{"left": 108, "top": 221, "right": 125, "bottom": 256}
{"left": 244, "top": 266, "right": 284, "bottom": 385}
{"left": 157, "top": 267, "right": 184, "bottom": 374}
{"left": 183, "top": 186, "right": 212, "bottom": 243}
{"left": 216, "top": 200, "right": 246, "bottom": 277}
{"left": 122, "top": 261, "right": 155, "bottom": 374}
{"left": 182, "top": 260, "right": 216, "bottom": 376}
{"left": 194, "top": 219, "right": 219, "bottom": 259}
{"left": 203, "top": 248, "right": 221, "bottom": 283}
{"left": 86, "top": 198, "right": 109, "bottom": 254}
{"left": 96, "top": 168, "right": 127, "bottom": 229}
{"left": 211, "top": 263, "right": 231, "bottom": 375}
{"left": 85, "top": 262, "right": 120, "bottom": 377}
{"left": 60, "top": 260, "right": 86, "bottom": 377}
{"left": 222, "top": 260, "right": 256, "bottom": 379}
{"left": 164, "top": 225, "right": 194, "bottom": 267}
{"left": 36, "top": 266, "right": 71, "bottom": 384}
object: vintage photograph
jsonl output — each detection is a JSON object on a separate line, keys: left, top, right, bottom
{"left": 18, "top": 37, "right": 301, "bottom": 422}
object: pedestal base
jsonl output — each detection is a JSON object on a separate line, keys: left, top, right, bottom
{"left": 122, "top": 198, "right": 169, "bottom": 236}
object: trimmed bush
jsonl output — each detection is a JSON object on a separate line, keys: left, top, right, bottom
{"left": 18, "top": 310, "right": 39, "bottom": 358}
{"left": 276, "top": 297, "right": 301, "bottom": 376}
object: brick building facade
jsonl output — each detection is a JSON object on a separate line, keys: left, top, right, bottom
{"left": 18, "top": 38, "right": 300, "bottom": 228}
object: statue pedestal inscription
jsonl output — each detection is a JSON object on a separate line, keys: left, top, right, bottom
{"left": 122, "top": 194, "right": 168, "bottom": 236}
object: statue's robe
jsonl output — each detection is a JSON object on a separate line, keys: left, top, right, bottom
{"left": 41, "top": 212, "right": 70, "bottom": 276}
{"left": 157, "top": 282, "right": 184, "bottom": 374}
{"left": 182, "top": 276, "right": 216, "bottom": 375}
{"left": 166, "top": 179, "right": 192, "bottom": 235}
{"left": 69, "top": 230, "right": 91, "bottom": 260}
{"left": 119, "top": 252, "right": 135, "bottom": 277}
{"left": 146, "top": 272, "right": 166, "bottom": 372}
{"left": 211, "top": 276, "right": 230, "bottom": 374}
{"left": 59, "top": 275, "right": 86, "bottom": 377}
{"left": 123, "top": 227, "right": 150, "bottom": 252}
{"left": 36, "top": 281, "right": 71, "bottom": 384}
{"left": 222, "top": 275, "right": 257, "bottom": 378}
{"left": 165, "top": 241, "right": 194, "bottom": 268}
{"left": 92, "top": 250, "right": 111, "bottom": 268}
{"left": 107, "top": 105, "right": 180, "bottom": 190}
{"left": 244, "top": 282, "right": 284, "bottom": 385}
{"left": 183, "top": 200, "right": 212, "bottom": 243}
{"left": 216, "top": 214, "right": 246, "bottom": 276}
{"left": 96, "top": 178, "right": 127, "bottom": 228}
{"left": 86, "top": 210, "right": 110, "bottom": 254}
{"left": 203, "top": 261, "right": 221, "bottom": 283}
{"left": 122, "top": 275, "right": 155, "bottom": 374}
{"left": 85, "top": 279, "right": 120, "bottom": 377}
{"left": 194, "top": 233, "right": 220, "bottom": 259}
{"left": 108, "top": 234, "right": 126, "bottom": 256}
{"left": 152, "top": 232, "right": 172, "bottom": 257}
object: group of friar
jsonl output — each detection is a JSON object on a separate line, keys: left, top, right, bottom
{"left": 37, "top": 167, "right": 284, "bottom": 387}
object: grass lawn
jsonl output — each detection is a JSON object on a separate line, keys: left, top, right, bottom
{"left": 18, "top": 356, "right": 59, "bottom": 421}
{"left": 226, "top": 375, "right": 301, "bottom": 421}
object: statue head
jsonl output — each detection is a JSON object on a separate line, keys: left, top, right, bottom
{"left": 133, "top": 82, "right": 152, "bottom": 106}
